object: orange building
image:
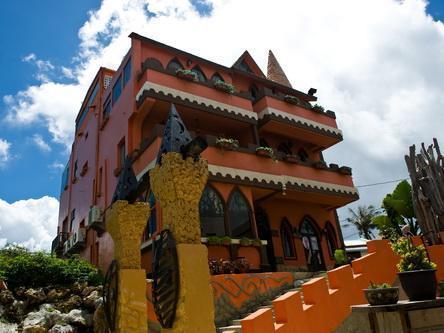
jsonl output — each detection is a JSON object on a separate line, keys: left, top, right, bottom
{"left": 51, "top": 33, "right": 358, "bottom": 274}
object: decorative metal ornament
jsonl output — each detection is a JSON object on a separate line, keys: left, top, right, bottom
{"left": 152, "top": 229, "right": 180, "bottom": 328}
{"left": 103, "top": 260, "right": 119, "bottom": 331}
{"left": 112, "top": 156, "right": 139, "bottom": 203}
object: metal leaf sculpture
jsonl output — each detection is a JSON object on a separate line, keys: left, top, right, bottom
{"left": 103, "top": 260, "right": 119, "bottom": 331}
{"left": 112, "top": 156, "right": 139, "bottom": 203}
{"left": 152, "top": 230, "right": 179, "bottom": 328}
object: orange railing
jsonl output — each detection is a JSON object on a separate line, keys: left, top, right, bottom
{"left": 239, "top": 239, "right": 444, "bottom": 333}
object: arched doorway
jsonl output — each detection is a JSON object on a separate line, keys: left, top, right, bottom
{"left": 255, "top": 207, "right": 276, "bottom": 271}
{"left": 300, "top": 217, "right": 325, "bottom": 271}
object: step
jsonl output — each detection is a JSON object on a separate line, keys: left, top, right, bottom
{"left": 217, "top": 324, "right": 242, "bottom": 333}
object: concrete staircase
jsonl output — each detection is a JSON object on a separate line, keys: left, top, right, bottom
{"left": 216, "top": 272, "right": 327, "bottom": 333}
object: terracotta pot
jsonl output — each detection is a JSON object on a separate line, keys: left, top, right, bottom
{"left": 364, "top": 287, "right": 399, "bottom": 306}
{"left": 398, "top": 269, "right": 437, "bottom": 301}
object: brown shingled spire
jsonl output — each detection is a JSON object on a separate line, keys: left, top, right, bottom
{"left": 267, "top": 50, "right": 292, "bottom": 88}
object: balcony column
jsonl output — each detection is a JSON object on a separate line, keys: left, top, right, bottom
{"left": 150, "top": 152, "right": 215, "bottom": 333}
{"left": 105, "top": 200, "right": 150, "bottom": 333}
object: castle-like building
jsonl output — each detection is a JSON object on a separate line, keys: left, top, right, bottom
{"left": 52, "top": 32, "right": 358, "bottom": 274}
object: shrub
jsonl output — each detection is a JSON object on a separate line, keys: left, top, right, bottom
{"left": 391, "top": 237, "right": 436, "bottom": 272}
{"left": 334, "top": 249, "right": 349, "bottom": 266}
{"left": 0, "top": 245, "right": 102, "bottom": 290}
{"left": 368, "top": 282, "right": 392, "bottom": 289}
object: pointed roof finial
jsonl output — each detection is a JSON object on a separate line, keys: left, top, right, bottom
{"left": 267, "top": 50, "right": 292, "bottom": 88}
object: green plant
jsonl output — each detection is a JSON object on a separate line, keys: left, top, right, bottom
{"left": 368, "top": 282, "right": 391, "bottom": 289}
{"left": 312, "top": 104, "right": 325, "bottom": 112}
{"left": 255, "top": 146, "right": 275, "bottom": 159}
{"left": 344, "top": 205, "right": 379, "bottom": 240}
{"left": 252, "top": 239, "right": 263, "bottom": 247}
{"left": 213, "top": 80, "right": 235, "bottom": 94}
{"left": 0, "top": 244, "right": 102, "bottom": 290}
{"left": 373, "top": 181, "right": 419, "bottom": 241}
{"left": 207, "top": 236, "right": 221, "bottom": 245}
{"left": 220, "top": 236, "right": 232, "bottom": 245}
{"left": 239, "top": 237, "right": 252, "bottom": 246}
{"left": 334, "top": 249, "right": 349, "bottom": 266}
{"left": 215, "top": 137, "right": 239, "bottom": 150}
{"left": 175, "top": 69, "right": 198, "bottom": 81}
{"left": 391, "top": 237, "right": 436, "bottom": 272}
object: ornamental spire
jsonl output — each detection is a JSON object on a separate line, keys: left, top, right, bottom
{"left": 267, "top": 50, "right": 292, "bottom": 88}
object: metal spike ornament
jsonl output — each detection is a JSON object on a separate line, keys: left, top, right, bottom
{"left": 156, "top": 104, "right": 192, "bottom": 165}
{"left": 111, "top": 156, "right": 139, "bottom": 203}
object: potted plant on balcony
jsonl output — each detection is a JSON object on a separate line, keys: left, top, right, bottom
{"left": 220, "top": 236, "right": 232, "bottom": 246}
{"left": 213, "top": 80, "right": 236, "bottom": 94}
{"left": 312, "top": 104, "right": 325, "bottom": 113}
{"left": 313, "top": 160, "right": 328, "bottom": 169}
{"left": 240, "top": 237, "right": 253, "bottom": 246}
{"left": 256, "top": 146, "right": 275, "bottom": 159}
{"left": 283, "top": 94, "right": 300, "bottom": 105}
{"left": 175, "top": 68, "right": 198, "bottom": 82}
{"left": 392, "top": 237, "right": 437, "bottom": 301}
{"left": 364, "top": 282, "right": 399, "bottom": 306}
{"left": 216, "top": 137, "right": 239, "bottom": 151}
{"left": 252, "top": 239, "right": 263, "bottom": 247}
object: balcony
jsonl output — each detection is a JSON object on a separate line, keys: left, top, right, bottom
{"left": 64, "top": 228, "right": 86, "bottom": 254}
{"left": 253, "top": 91, "right": 343, "bottom": 150}
{"left": 131, "top": 130, "right": 358, "bottom": 208}
{"left": 135, "top": 65, "right": 256, "bottom": 124}
{"left": 51, "top": 232, "right": 69, "bottom": 255}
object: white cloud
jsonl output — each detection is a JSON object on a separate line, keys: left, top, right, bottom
{"left": 3, "top": 0, "right": 444, "bottom": 232}
{"left": 49, "top": 161, "right": 65, "bottom": 170}
{"left": 0, "top": 196, "right": 59, "bottom": 251}
{"left": 0, "top": 139, "right": 11, "bottom": 167}
{"left": 31, "top": 134, "right": 51, "bottom": 152}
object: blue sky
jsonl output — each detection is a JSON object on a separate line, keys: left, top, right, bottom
{"left": 1, "top": 0, "right": 444, "bottom": 249}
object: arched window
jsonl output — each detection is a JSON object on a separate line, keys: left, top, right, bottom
{"left": 210, "top": 73, "right": 224, "bottom": 83}
{"left": 250, "top": 84, "right": 259, "bottom": 102}
{"left": 228, "top": 189, "right": 253, "bottom": 238}
{"left": 300, "top": 217, "right": 325, "bottom": 271}
{"left": 199, "top": 185, "right": 225, "bottom": 236}
{"left": 166, "top": 58, "right": 184, "bottom": 73}
{"left": 277, "top": 142, "right": 292, "bottom": 155}
{"left": 191, "top": 66, "right": 207, "bottom": 82}
{"left": 298, "top": 148, "right": 309, "bottom": 162}
{"left": 280, "top": 219, "right": 296, "bottom": 258}
{"left": 144, "top": 191, "right": 157, "bottom": 240}
{"left": 325, "top": 222, "right": 338, "bottom": 258}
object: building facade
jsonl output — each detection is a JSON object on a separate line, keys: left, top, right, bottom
{"left": 52, "top": 33, "right": 358, "bottom": 274}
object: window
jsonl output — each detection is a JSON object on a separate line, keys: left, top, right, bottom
{"left": 281, "top": 219, "right": 296, "bottom": 258}
{"left": 103, "top": 75, "right": 113, "bottom": 90}
{"left": 228, "top": 189, "right": 253, "bottom": 238}
{"left": 70, "top": 209, "right": 76, "bottom": 232}
{"left": 191, "top": 66, "right": 207, "bottom": 82}
{"left": 210, "top": 73, "right": 224, "bottom": 83}
{"left": 112, "top": 75, "right": 122, "bottom": 105}
{"left": 97, "top": 167, "right": 103, "bottom": 197}
{"left": 298, "top": 148, "right": 309, "bottom": 162}
{"left": 61, "top": 164, "right": 69, "bottom": 192}
{"left": 73, "top": 160, "right": 78, "bottom": 181}
{"left": 166, "top": 58, "right": 183, "bottom": 73}
{"left": 239, "top": 60, "right": 254, "bottom": 74}
{"left": 123, "top": 58, "right": 131, "bottom": 86}
{"left": 103, "top": 97, "right": 111, "bottom": 118}
{"left": 200, "top": 186, "right": 225, "bottom": 236}
{"left": 325, "top": 222, "right": 338, "bottom": 258}
{"left": 250, "top": 84, "right": 259, "bottom": 101}
{"left": 76, "top": 82, "right": 99, "bottom": 130}
{"left": 118, "top": 139, "right": 126, "bottom": 169}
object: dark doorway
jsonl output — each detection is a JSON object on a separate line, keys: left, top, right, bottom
{"left": 255, "top": 207, "right": 276, "bottom": 271}
{"left": 300, "top": 218, "right": 326, "bottom": 271}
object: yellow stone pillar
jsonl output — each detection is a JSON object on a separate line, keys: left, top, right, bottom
{"left": 150, "top": 153, "right": 215, "bottom": 333}
{"left": 106, "top": 200, "right": 150, "bottom": 333}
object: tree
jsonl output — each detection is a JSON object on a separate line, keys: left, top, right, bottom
{"left": 345, "top": 205, "right": 379, "bottom": 239}
{"left": 372, "top": 180, "right": 419, "bottom": 241}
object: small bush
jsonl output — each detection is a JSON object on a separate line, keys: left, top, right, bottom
{"left": 334, "top": 249, "right": 349, "bottom": 266}
{"left": 0, "top": 245, "right": 102, "bottom": 290}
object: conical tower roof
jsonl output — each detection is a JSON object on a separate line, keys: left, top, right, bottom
{"left": 267, "top": 50, "right": 292, "bottom": 88}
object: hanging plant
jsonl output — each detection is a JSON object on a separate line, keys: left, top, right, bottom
{"left": 213, "top": 80, "right": 235, "bottom": 94}
{"left": 216, "top": 137, "right": 239, "bottom": 151}
{"left": 175, "top": 69, "right": 198, "bottom": 82}
{"left": 255, "top": 146, "right": 275, "bottom": 159}
{"left": 284, "top": 95, "right": 300, "bottom": 105}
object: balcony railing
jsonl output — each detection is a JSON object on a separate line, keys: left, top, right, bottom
{"left": 51, "top": 232, "right": 69, "bottom": 254}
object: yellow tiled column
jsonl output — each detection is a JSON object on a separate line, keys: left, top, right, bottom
{"left": 106, "top": 200, "right": 150, "bottom": 333}
{"left": 150, "top": 152, "right": 215, "bottom": 333}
